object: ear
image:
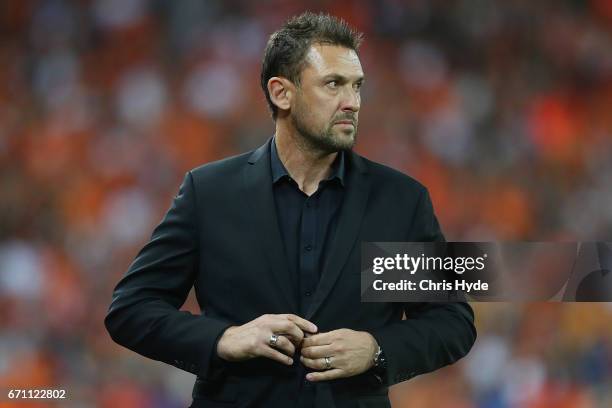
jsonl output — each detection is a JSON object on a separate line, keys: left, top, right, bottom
{"left": 267, "top": 77, "right": 293, "bottom": 113}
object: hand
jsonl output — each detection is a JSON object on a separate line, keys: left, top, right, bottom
{"left": 216, "top": 314, "right": 318, "bottom": 366}
{"left": 300, "top": 329, "right": 378, "bottom": 382}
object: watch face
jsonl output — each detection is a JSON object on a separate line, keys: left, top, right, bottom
{"left": 373, "top": 347, "right": 382, "bottom": 365}
{"left": 374, "top": 347, "right": 386, "bottom": 368}
{"left": 379, "top": 353, "right": 387, "bottom": 368}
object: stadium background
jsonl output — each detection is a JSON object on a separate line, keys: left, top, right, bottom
{"left": 0, "top": 0, "right": 611, "bottom": 407}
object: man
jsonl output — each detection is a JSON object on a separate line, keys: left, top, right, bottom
{"left": 105, "top": 12, "right": 476, "bottom": 408}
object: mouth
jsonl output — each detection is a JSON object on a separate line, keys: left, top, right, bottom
{"left": 334, "top": 120, "right": 355, "bottom": 126}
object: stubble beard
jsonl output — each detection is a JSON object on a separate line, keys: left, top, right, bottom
{"left": 291, "top": 100, "right": 357, "bottom": 154}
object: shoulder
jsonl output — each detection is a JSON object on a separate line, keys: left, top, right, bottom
{"left": 188, "top": 150, "right": 252, "bottom": 183}
{"left": 355, "top": 153, "right": 427, "bottom": 198}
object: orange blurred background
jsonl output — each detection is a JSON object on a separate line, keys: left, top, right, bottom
{"left": 0, "top": 1, "right": 610, "bottom": 407}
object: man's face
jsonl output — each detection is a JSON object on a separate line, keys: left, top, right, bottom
{"left": 290, "top": 43, "right": 364, "bottom": 153}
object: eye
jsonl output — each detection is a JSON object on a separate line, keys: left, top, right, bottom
{"left": 354, "top": 82, "right": 363, "bottom": 91}
{"left": 326, "top": 80, "right": 338, "bottom": 89}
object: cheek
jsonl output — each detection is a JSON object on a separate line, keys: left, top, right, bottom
{"left": 311, "top": 91, "right": 339, "bottom": 116}
{"left": 309, "top": 104, "right": 332, "bottom": 123}
{"left": 298, "top": 92, "right": 339, "bottom": 128}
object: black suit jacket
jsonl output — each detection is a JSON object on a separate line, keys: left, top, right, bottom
{"left": 105, "top": 139, "right": 476, "bottom": 408}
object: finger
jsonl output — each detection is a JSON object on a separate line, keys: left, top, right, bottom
{"left": 270, "top": 335, "right": 296, "bottom": 357}
{"left": 306, "top": 368, "right": 345, "bottom": 382}
{"left": 302, "top": 331, "right": 334, "bottom": 348}
{"left": 259, "top": 345, "right": 294, "bottom": 366}
{"left": 300, "top": 344, "right": 334, "bottom": 359}
{"left": 269, "top": 320, "right": 304, "bottom": 346}
{"left": 284, "top": 314, "right": 318, "bottom": 334}
{"left": 300, "top": 356, "right": 329, "bottom": 370}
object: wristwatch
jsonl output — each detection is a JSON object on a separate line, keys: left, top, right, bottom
{"left": 373, "top": 346, "right": 387, "bottom": 369}
{"left": 372, "top": 346, "right": 387, "bottom": 384}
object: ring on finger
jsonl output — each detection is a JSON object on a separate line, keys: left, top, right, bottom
{"left": 324, "top": 356, "right": 332, "bottom": 370}
{"left": 269, "top": 334, "right": 279, "bottom": 347}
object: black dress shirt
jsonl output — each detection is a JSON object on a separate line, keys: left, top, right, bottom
{"left": 270, "top": 137, "right": 345, "bottom": 316}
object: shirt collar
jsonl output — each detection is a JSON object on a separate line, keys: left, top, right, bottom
{"left": 270, "top": 136, "right": 345, "bottom": 186}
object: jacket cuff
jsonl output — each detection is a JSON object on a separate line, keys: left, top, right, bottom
{"left": 369, "top": 324, "right": 421, "bottom": 386}
{"left": 197, "top": 318, "right": 234, "bottom": 380}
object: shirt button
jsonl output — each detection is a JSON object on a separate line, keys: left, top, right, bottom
{"left": 305, "top": 245, "right": 312, "bottom": 251}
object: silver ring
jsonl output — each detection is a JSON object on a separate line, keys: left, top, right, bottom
{"left": 324, "top": 356, "right": 332, "bottom": 370}
{"left": 269, "top": 334, "right": 279, "bottom": 347}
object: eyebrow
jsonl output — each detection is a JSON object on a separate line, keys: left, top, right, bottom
{"left": 322, "top": 74, "right": 365, "bottom": 83}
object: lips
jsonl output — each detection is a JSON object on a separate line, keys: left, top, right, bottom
{"left": 334, "top": 120, "right": 354, "bottom": 125}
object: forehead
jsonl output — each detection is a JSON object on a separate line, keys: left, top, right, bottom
{"left": 302, "top": 43, "right": 363, "bottom": 79}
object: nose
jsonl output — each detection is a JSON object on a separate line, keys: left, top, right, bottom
{"left": 340, "top": 87, "right": 360, "bottom": 113}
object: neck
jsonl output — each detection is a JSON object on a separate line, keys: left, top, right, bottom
{"left": 274, "top": 121, "right": 338, "bottom": 196}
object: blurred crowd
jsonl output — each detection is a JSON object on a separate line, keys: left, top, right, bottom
{"left": 0, "top": 0, "right": 610, "bottom": 407}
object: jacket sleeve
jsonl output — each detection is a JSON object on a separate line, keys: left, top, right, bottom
{"left": 370, "top": 187, "right": 477, "bottom": 385}
{"left": 104, "top": 171, "right": 232, "bottom": 378}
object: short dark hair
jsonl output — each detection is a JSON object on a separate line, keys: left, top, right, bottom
{"left": 260, "top": 12, "right": 363, "bottom": 119}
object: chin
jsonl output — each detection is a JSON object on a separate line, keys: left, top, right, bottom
{"left": 334, "top": 131, "right": 356, "bottom": 149}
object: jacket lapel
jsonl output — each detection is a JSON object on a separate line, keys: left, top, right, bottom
{"left": 306, "top": 152, "right": 370, "bottom": 320}
{"left": 243, "top": 139, "right": 298, "bottom": 313}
